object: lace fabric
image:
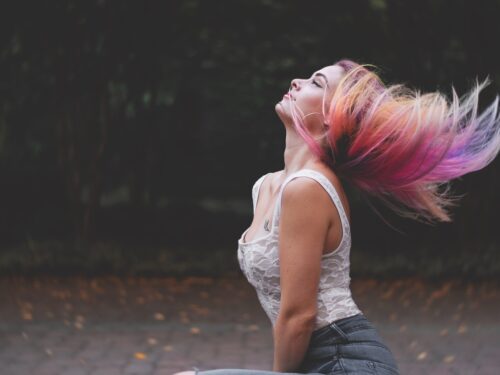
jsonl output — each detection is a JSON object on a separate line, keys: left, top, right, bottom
{"left": 237, "top": 169, "right": 362, "bottom": 331}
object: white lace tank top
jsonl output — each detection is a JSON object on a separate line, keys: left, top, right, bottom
{"left": 237, "top": 169, "right": 362, "bottom": 331}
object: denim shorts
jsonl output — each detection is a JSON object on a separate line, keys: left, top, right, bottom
{"left": 192, "top": 313, "right": 400, "bottom": 375}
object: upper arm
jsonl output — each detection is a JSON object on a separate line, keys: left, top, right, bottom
{"left": 277, "top": 177, "right": 332, "bottom": 321}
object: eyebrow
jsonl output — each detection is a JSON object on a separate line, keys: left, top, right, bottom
{"left": 313, "top": 72, "right": 329, "bottom": 87}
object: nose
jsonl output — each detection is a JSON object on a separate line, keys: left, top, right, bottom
{"left": 290, "top": 78, "right": 300, "bottom": 91}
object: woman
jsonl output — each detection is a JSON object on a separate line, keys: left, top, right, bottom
{"left": 174, "top": 59, "right": 500, "bottom": 374}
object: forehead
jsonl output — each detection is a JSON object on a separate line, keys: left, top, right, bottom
{"left": 313, "top": 65, "right": 344, "bottom": 86}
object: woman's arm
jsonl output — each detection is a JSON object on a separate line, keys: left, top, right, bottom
{"left": 272, "top": 177, "right": 332, "bottom": 372}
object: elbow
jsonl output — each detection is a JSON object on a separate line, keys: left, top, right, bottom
{"left": 278, "top": 309, "right": 317, "bottom": 330}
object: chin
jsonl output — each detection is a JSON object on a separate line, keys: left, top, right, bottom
{"left": 275, "top": 101, "right": 285, "bottom": 116}
{"left": 275, "top": 103, "right": 290, "bottom": 124}
{"left": 275, "top": 99, "right": 288, "bottom": 111}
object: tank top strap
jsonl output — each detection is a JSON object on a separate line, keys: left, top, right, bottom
{"left": 273, "top": 169, "right": 350, "bottom": 232}
{"left": 251, "top": 173, "right": 270, "bottom": 213}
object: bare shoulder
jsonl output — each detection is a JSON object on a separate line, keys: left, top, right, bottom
{"left": 279, "top": 177, "right": 332, "bottom": 239}
{"left": 310, "top": 166, "right": 342, "bottom": 188}
{"left": 281, "top": 176, "right": 333, "bottom": 212}
{"left": 309, "top": 166, "right": 351, "bottom": 221}
{"left": 282, "top": 166, "right": 351, "bottom": 224}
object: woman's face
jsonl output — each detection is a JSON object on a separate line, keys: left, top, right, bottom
{"left": 275, "top": 64, "right": 345, "bottom": 133}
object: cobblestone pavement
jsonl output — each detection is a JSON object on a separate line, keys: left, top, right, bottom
{"left": 0, "top": 275, "right": 499, "bottom": 375}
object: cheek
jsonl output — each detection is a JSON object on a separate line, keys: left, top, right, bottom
{"left": 299, "top": 93, "right": 325, "bottom": 114}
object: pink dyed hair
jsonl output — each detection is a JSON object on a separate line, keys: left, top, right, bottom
{"left": 286, "top": 59, "right": 500, "bottom": 224}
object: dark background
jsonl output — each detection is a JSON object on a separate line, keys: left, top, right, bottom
{"left": 0, "top": 0, "right": 499, "bottom": 278}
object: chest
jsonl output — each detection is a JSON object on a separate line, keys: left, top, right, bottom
{"left": 238, "top": 235, "right": 280, "bottom": 286}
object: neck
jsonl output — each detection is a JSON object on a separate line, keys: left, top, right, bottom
{"left": 282, "top": 129, "right": 320, "bottom": 177}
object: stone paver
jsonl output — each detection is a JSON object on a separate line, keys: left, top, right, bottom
{"left": 0, "top": 276, "right": 499, "bottom": 374}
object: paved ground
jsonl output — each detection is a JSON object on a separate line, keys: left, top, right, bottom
{"left": 0, "top": 275, "right": 499, "bottom": 375}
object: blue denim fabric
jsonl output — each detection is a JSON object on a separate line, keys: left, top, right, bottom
{"left": 192, "top": 313, "right": 400, "bottom": 375}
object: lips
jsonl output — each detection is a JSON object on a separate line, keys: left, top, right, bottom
{"left": 283, "top": 93, "right": 293, "bottom": 99}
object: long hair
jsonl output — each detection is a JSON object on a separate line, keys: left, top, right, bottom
{"left": 287, "top": 59, "right": 500, "bottom": 224}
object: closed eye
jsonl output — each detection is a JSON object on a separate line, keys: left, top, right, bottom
{"left": 312, "top": 80, "right": 321, "bottom": 87}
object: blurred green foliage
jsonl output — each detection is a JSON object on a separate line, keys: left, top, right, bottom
{"left": 0, "top": 0, "right": 499, "bottom": 276}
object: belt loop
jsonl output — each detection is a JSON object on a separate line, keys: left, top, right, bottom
{"left": 329, "top": 322, "right": 348, "bottom": 342}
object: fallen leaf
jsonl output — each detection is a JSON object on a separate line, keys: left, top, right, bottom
{"left": 22, "top": 312, "right": 33, "bottom": 320}
{"left": 134, "top": 352, "right": 147, "bottom": 360}
{"left": 457, "top": 324, "right": 467, "bottom": 334}
{"left": 75, "top": 315, "right": 85, "bottom": 322}
{"left": 136, "top": 296, "right": 145, "bottom": 304}
{"left": 443, "top": 355, "right": 455, "bottom": 363}
{"left": 247, "top": 324, "right": 260, "bottom": 332}
{"left": 199, "top": 291, "right": 210, "bottom": 299}
{"left": 154, "top": 312, "right": 165, "bottom": 321}
{"left": 417, "top": 351, "right": 427, "bottom": 360}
